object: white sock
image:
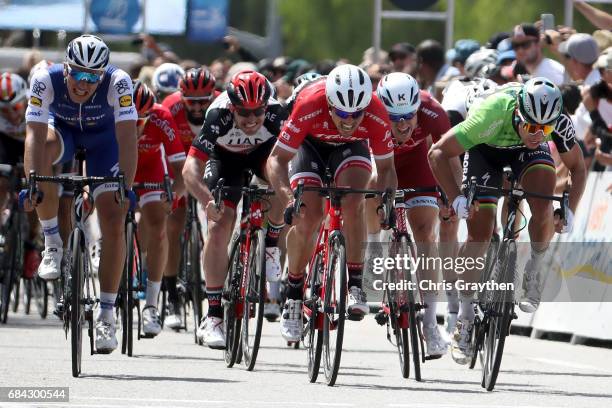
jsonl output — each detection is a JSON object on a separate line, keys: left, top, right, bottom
{"left": 446, "top": 286, "right": 459, "bottom": 314}
{"left": 146, "top": 280, "right": 161, "bottom": 308}
{"left": 367, "top": 232, "right": 380, "bottom": 243}
{"left": 97, "top": 292, "right": 117, "bottom": 323}
{"left": 458, "top": 294, "right": 475, "bottom": 321}
{"left": 40, "top": 217, "right": 62, "bottom": 248}
{"left": 422, "top": 292, "right": 438, "bottom": 327}
{"left": 268, "top": 281, "right": 280, "bottom": 302}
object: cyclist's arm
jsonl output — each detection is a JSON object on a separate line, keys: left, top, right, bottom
{"left": 24, "top": 69, "right": 54, "bottom": 178}
{"left": 558, "top": 144, "right": 586, "bottom": 213}
{"left": 158, "top": 106, "right": 186, "bottom": 196}
{"left": 24, "top": 122, "right": 48, "bottom": 178}
{"left": 428, "top": 129, "right": 465, "bottom": 202}
{"left": 265, "top": 145, "right": 294, "bottom": 208}
{"left": 182, "top": 155, "right": 212, "bottom": 205}
{"left": 109, "top": 71, "right": 138, "bottom": 186}
{"left": 169, "top": 159, "right": 186, "bottom": 198}
{"left": 373, "top": 155, "right": 397, "bottom": 191}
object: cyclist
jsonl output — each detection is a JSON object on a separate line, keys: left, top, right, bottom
{"left": 161, "top": 67, "right": 217, "bottom": 329}
{"left": 428, "top": 77, "right": 586, "bottom": 364}
{"left": 0, "top": 72, "right": 42, "bottom": 279}
{"left": 24, "top": 35, "right": 138, "bottom": 354}
{"left": 132, "top": 81, "right": 186, "bottom": 337}
{"left": 152, "top": 63, "right": 185, "bottom": 102}
{"left": 369, "top": 72, "right": 451, "bottom": 357}
{"left": 266, "top": 64, "right": 397, "bottom": 342}
{"left": 182, "top": 70, "right": 288, "bottom": 348}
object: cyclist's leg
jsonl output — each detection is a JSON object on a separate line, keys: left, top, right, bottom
{"left": 512, "top": 145, "right": 556, "bottom": 313}
{"left": 164, "top": 201, "right": 186, "bottom": 304}
{"left": 35, "top": 122, "right": 70, "bottom": 280}
{"left": 332, "top": 141, "right": 371, "bottom": 317}
{"left": 0, "top": 136, "right": 15, "bottom": 211}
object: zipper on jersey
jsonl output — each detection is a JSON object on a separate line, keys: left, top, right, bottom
{"left": 79, "top": 103, "right": 83, "bottom": 131}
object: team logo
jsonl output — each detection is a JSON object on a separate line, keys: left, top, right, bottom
{"left": 30, "top": 96, "right": 42, "bottom": 107}
{"left": 119, "top": 95, "right": 132, "bottom": 107}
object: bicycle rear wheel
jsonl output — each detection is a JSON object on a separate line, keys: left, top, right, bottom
{"left": 322, "top": 233, "right": 347, "bottom": 386}
{"left": 241, "top": 229, "right": 266, "bottom": 371}
{"left": 70, "top": 229, "right": 85, "bottom": 377}
{"left": 223, "top": 237, "right": 242, "bottom": 367}
{"left": 189, "top": 222, "right": 204, "bottom": 344}
{"left": 385, "top": 277, "right": 410, "bottom": 379}
{"left": 305, "top": 252, "right": 324, "bottom": 383}
{"left": 481, "top": 240, "right": 516, "bottom": 391}
{"left": 1, "top": 224, "right": 19, "bottom": 323}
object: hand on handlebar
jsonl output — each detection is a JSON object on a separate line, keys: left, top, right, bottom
{"left": 451, "top": 195, "right": 479, "bottom": 219}
{"left": 206, "top": 199, "right": 224, "bottom": 222}
{"left": 18, "top": 189, "right": 43, "bottom": 212}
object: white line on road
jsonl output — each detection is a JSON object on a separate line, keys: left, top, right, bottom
{"left": 526, "top": 357, "right": 612, "bottom": 374}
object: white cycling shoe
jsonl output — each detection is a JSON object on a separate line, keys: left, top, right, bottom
{"left": 37, "top": 246, "right": 62, "bottom": 281}
{"left": 142, "top": 306, "right": 162, "bottom": 337}
{"left": 197, "top": 316, "right": 226, "bottom": 349}
{"left": 347, "top": 286, "right": 369, "bottom": 318}
{"left": 280, "top": 299, "right": 302, "bottom": 342}
{"left": 95, "top": 320, "right": 118, "bottom": 354}
{"left": 423, "top": 323, "right": 449, "bottom": 357}
{"left": 450, "top": 317, "right": 474, "bottom": 365}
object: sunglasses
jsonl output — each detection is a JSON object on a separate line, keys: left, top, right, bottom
{"left": 235, "top": 106, "right": 266, "bottom": 117}
{"left": 66, "top": 65, "right": 103, "bottom": 84}
{"left": 511, "top": 39, "right": 537, "bottom": 50}
{"left": 388, "top": 111, "right": 417, "bottom": 122}
{"left": 331, "top": 107, "right": 365, "bottom": 119}
{"left": 182, "top": 95, "right": 214, "bottom": 107}
{"left": 137, "top": 114, "right": 150, "bottom": 127}
{"left": 521, "top": 121, "right": 555, "bottom": 136}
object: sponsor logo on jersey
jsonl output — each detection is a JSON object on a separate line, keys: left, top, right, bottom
{"left": 30, "top": 96, "right": 42, "bottom": 107}
{"left": 150, "top": 114, "right": 176, "bottom": 140}
{"left": 420, "top": 107, "right": 439, "bottom": 119}
{"left": 119, "top": 108, "right": 135, "bottom": 117}
{"left": 31, "top": 79, "right": 46, "bottom": 97}
{"left": 285, "top": 120, "right": 300, "bottom": 133}
{"left": 480, "top": 119, "right": 503, "bottom": 139}
{"left": 298, "top": 109, "right": 323, "bottom": 122}
{"left": 114, "top": 78, "right": 130, "bottom": 95}
{"left": 119, "top": 95, "right": 132, "bottom": 107}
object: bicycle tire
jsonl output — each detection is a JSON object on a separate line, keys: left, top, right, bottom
{"left": 306, "top": 252, "right": 324, "bottom": 383}
{"left": 224, "top": 237, "right": 242, "bottom": 367}
{"left": 1, "top": 221, "right": 19, "bottom": 323}
{"left": 241, "top": 228, "right": 266, "bottom": 371}
{"left": 70, "top": 229, "right": 85, "bottom": 377}
{"left": 481, "top": 240, "right": 516, "bottom": 391}
{"left": 408, "top": 296, "right": 421, "bottom": 381}
{"left": 189, "top": 222, "right": 204, "bottom": 344}
{"left": 24, "top": 278, "right": 32, "bottom": 315}
{"left": 125, "top": 222, "right": 136, "bottom": 357}
{"left": 322, "top": 232, "right": 347, "bottom": 386}
{"left": 11, "top": 215, "right": 23, "bottom": 315}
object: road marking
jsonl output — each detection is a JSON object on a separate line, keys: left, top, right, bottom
{"left": 527, "top": 357, "right": 612, "bottom": 374}
{"left": 66, "top": 396, "right": 354, "bottom": 407}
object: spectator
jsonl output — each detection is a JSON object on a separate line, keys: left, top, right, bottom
{"left": 559, "top": 33, "right": 601, "bottom": 85}
{"left": 511, "top": 23, "right": 565, "bottom": 85}
{"left": 593, "top": 30, "right": 612, "bottom": 53}
{"left": 573, "top": 1, "right": 612, "bottom": 30}
{"left": 416, "top": 39, "right": 460, "bottom": 92}
{"left": 388, "top": 42, "right": 416, "bottom": 74}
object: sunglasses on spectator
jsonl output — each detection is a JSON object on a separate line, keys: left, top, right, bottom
{"left": 137, "top": 114, "right": 150, "bottom": 127}
{"left": 66, "top": 65, "right": 103, "bottom": 84}
{"left": 511, "top": 39, "right": 538, "bottom": 50}
{"left": 521, "top": 121, "right": 555, "bottom": 136}
{"left": 389, "top": 111, "right": 417, "bottom": 122}
{"left": 182, "top": 95, "right": 214, "bottom": 106}
{"left": 235, "top": 106, "right": 266, "bottom": 117}
{"left": 331, "top": 107, "right": 365, "bottom": 119}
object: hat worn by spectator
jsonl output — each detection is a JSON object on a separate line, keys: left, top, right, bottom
{"left": 496, "top": 38, "right": 516, "bottom": 64}
{"left": 559, "top": 33, "right": 599, "bottom": 65}
{"left": 453, "top": 39, "right": 480, "bottom": 64}
{"left": 593, "top": 30, "right": 612, "bottom": 53}
{"left": 389, "top": 42, "right": 416, "bottom": 60}
{"left": 595, "top": 47, "right": 612, "bottom": 70}
{"left": 512, "top": 23, "right": 540, "bottom": 41}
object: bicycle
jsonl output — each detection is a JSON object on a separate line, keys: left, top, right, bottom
{"left": 23, "top": 168, "right": 127, "bottom": 377}
{"left": 465, "top": 173, "right": 568, "bottom": 391}
{"left": 293, "top": 178, "right": 389, "bottom": 386}
{"left": 214, "top": 173, "right": 273, "bottom": 371}
{"left": 0, "top": 163, "right": 27, "bottom": 324}
{"left": 373, "top": 187, "right": 445, "bottom": 381}
{"left": 118, "top": 179, "right": 173, "bottom": 357}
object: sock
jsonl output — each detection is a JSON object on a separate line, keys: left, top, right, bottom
{"left": 268, "top": 280, "right": 280, "bottom": 302}
{"left": 165, "top": 276, "right": 178, "bottom": 302}
{"left": 286, "top": 272, "right": 304, "bottom": 300}
{"left": 458, "top": 294, "right": 475, "bottom": 321}
{"left": 97, "top": 292, "right": 117, "bottom": 323}
{"left": 145, "top": 280, "right": 161, "bottom": 308}
{"left": 530, "top": 246, "right": 547, "bottom": 267}
{"left": 446, "top": 286, "right": 459, "bottom": 314}
{"left": 367, "top": 232, "right": 380, "bottom": 243}
{"left": 347, "top": 262, "right": 363, "bottom": 289}
{"left": 422, "top": 292, "right": 438, "bottom": 327}
{"left": 265, "top": 221, "right": 284, "bottom": 247}
{"left": 40, "top": 217, "right": 62, "bottom": 248}
{"left": 206, "top": 286, "right": 223, "bottom": 318}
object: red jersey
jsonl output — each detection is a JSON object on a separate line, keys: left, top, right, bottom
{"left": 138, "top": 103, "right": 185, "bottom": 166}
{"left": 393, "top": 90, "right": 450, "bottom": 157}
{"left": 276, "top": 81, "right": 394, "bottom": 160}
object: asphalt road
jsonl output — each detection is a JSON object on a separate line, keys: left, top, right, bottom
{"left": 1, "top": 308, "right": 611, "bottom": 408}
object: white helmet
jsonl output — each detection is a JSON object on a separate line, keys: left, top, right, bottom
{"left": 518, "top": 77, "right": 563, "bottom": 125}
{"left": 65, "top": 35, "right": 110, "bottom": 70}
{"left": 325, "top": 64, "right": 372, "bottom": 112}
{"left": 464, "top": 49, "right": 498, "bottom": 79}
{"left": 152, "top": 63, "right": 185, "bottom": 95}
{"left": 465, "top": 78, "right": 498, "bottom": 111}
{"left": 376, "top": 73, "right": 421, "bottom": 115}
{"left": 0, "top": 72, "right": 28, "bottom": 105}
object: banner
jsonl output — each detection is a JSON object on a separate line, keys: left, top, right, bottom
{"left": 188, "top": 0, "right": 228, "bottom": 42}
{"left": 90, "top": 0, "right": 141, "bottom": 34}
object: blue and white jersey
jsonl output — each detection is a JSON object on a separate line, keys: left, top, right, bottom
{"left": 25, "top": 63, "right": 137, "bottom": 130}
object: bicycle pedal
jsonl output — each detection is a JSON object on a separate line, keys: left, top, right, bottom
{"left": 347, "top": 312, "right": 364, "bottom": 322}
{"left": 374, "top": 310, "right": 388, "bottom": 326}
{"left": 425, "top": 354, "right": 443, "bottom": 361}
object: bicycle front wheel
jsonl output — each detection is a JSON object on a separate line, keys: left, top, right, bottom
{"left": 322, "top": 233, "right": 347, "bottom": 386}
{"left": 70, "top": 229, "right": 85, "bottom": 377}
{"left": 305, "top": 252, "right": 324, "bottom": 383}
{"left": 189, "top": 222, "right": 204, "bottom": 344}
{"left": 223, "top": 237, "right": 242, "bottom": 367}
{"left": 124, "top": 222, "right": 137, "bottom": 356}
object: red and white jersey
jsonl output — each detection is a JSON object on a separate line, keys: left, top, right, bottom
{"left": 393, "top": 90, "right": 450, "bottom": 158}
{"left": 138, "top": 103, "right": 185, "bottom": 166}
{"left": 276, "top": 81, "right": 394, "bottom": 160}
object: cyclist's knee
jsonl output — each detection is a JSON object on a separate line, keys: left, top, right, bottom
{"left": 527, "top": 200, "right": 553, "bottom": 223}
{"left": 341, "top": 194, "right": 365, "bottom": 217}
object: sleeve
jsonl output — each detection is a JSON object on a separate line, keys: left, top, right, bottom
{"left": 107, "top": 70, "right": 138, "bottom": 123}
{"left": 25, "top": 70, "right": 53, "bottom": 124}
{"left": 263, "top": 103, "right": 289, "bottom": 136}
{"left": 453, "top": 96, "right": 505, "bottom": 150}
{"left": 366, "top": 105, "right": 394, "bottom": 159}
{"left": 275, "top": 99, "right": 312, "bottom": 154}
{"left": 158, "top": 110, "right": 186, "bottom": 163}
{"left": 427, "top": 99, "right": 451, "bottom": 143}
{"left": 188, "top": 108, "right": 227, "bottom": 163}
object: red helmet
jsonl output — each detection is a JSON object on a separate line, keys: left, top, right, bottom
{"left": 227, "top": 70, "right": 270, "bottom": 109}
{"left": 133, "top": 80, "right": 156, "bottom": 116}
{"left": 179, "top": 67, "right": 216, "bottom": 95}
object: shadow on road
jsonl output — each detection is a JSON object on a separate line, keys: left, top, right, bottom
{"left": 81, "top": 373, "right": 238, "bottom": 383}
{"left": 502, "top": 369, "right": 612, "bottom": 378}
